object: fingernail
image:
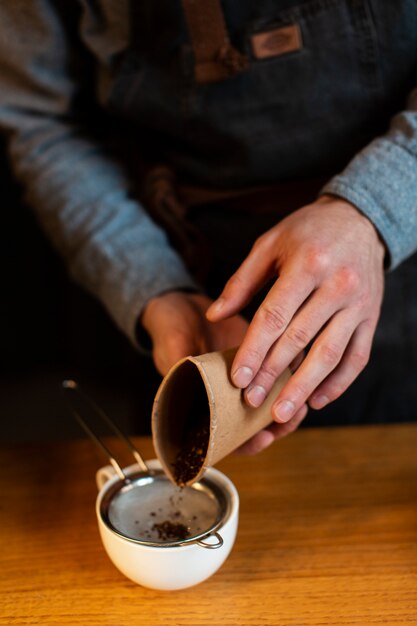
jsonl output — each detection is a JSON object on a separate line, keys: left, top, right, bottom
{"left": 232, "top": 366, "right": 253, "bottom": 388}
{"left": 273, "top": 400, "right": 295, "bottom": 423}
{"left": 207, "top": 298, "right": 224, "bottom": 316}
{"left": 246, "top": 385, "right": 266, "bottom": 408}
{"left": 311, "top": 394, "right": 329, "bottom": 409}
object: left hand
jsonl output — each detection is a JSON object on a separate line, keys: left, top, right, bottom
{"left": 207, "top": 195, "right": 385, "bottom": 449}
{"left": 141, "top": 292, "right": 248, "bottom": 376}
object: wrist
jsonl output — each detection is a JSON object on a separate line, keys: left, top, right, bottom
{"left": 318, "top": 194, "right": 387, "bottom": 265}
{"left": 140, "top": 287, "right": 203, "bottom": 342}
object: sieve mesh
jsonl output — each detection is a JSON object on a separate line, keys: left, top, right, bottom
{"left": 100, "top": 471, "right": 227, "bottom": 546}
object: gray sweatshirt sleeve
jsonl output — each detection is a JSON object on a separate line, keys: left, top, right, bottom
{"left": 321, "top": 87, "right": 417, "bottom": 270}
{"left": 0, "top": 1, "right": 198, "bottom": 346}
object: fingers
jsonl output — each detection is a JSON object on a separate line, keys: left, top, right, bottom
{"left": 244, "top": 289, "right": 342, "bottom": 407}
{"left": 235, "top": 404, "right": 308, "bottom": 455}
{"left": 206, "top": 232, "right": 277, "bottom": 321}
{"left": 266, "top": 403, "right": 308, "bottom": 441}
{"left": 206, "top": 199, "right": 384, "bottom": 427}
{"left": 270, "top": 309, "right": 359, "bottom": 422}
{"left": 309, "top": 319, "right": 377, "bottom": 409}
{"left": 230, "top": 269, "right": 316, "bottom": 388}
{"left": 289, "top": 350, "right": 305, "bottom": 372}
{"left": 234, "top": 429, "right": 275, "bottom": 456}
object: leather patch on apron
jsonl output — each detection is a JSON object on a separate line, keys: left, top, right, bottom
{"left": 251, "top": 24, "right": 302, "bottom": 60}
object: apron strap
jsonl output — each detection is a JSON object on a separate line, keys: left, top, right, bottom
{"left": 181, "top": 0, "right": 248, "bottom": 83}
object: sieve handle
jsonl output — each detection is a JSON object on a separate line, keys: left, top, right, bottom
{"left": 195, "top": 531, "right": 224, "bottom": 550}
{"left": 61, "top": 379, "right": 151, "bottom": 478}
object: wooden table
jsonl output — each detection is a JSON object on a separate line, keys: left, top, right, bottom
{"left": 2, "top": 424, "right": 417, "bottom": 625}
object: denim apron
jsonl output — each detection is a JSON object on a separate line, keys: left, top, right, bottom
{"left": 104, "top": 0, "right": 417, "bottom": 425}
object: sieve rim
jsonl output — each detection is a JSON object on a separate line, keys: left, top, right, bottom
{"left": 98, "top": 466, "right": 232, "bottom": 548}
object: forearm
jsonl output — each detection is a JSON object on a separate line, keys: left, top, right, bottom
{"left": 0, "top": 1, "right": 197, "bottom": 345}
{"left": 6, "top": 117, "right": 197, "bottom": 344}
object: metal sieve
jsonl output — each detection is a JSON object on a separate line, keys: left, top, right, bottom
{"left": 62, "top": 380, "right": 230, "bottom": 549}
{"left": 99, "top": 468, "right": 229, "bottom": 548}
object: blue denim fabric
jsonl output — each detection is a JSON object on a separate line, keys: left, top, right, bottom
{"left": 0, "top": 0, "right": 416, "bottom": 343}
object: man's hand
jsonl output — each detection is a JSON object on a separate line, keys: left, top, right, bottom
{"left": 142, "top": 291, "right": 308, "bottom": 454}
{"left": 206, "top": 196, "right": 385, "bottom": 426}
{"left": 141, "top": 292, "right": 248, "bottom": 376}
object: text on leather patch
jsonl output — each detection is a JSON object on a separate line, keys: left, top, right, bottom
{"left": 251, "top": 24, "right": 302, "bottom": 60}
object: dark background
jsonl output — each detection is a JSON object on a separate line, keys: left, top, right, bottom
{"left": 2, "top": 134, "right": 417, "bottom": 444}
{"left": 0, "top": 137, "right": 161, "bottom": 442}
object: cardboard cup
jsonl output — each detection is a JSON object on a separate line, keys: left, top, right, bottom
{"left": 152, "top": 348, "right": 290, "bottom": 486}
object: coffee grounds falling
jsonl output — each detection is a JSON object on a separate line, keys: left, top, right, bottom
{"left": 172, "top": 422, "right": 210, "bottom": 486}
{"left": 152, "top": 520, "right": 190, "bottom": 541}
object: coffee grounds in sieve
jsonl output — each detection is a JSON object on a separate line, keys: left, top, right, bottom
{"left": 152, "top": 520, "right": 190, "bottom": 541}
{"left": 107, "top": 471, "right": 219, "bottom": 544}
{"left": 173, "top": 422, "right": 210, "bottom": 485}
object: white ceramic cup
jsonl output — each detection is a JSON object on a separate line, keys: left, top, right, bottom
{"left": 95, "top": 459, "right": 239, "bottom": 590}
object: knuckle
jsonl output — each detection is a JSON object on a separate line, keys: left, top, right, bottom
{"left": 303, "top": 244, "right": 331, "bottom": 276}
{"left": 258, "top": 362, "right": 280, "bottom": 384}
{"left": 291, "top": 380, "right": 309, "bottom": 401}
{"left": 252, "top": 235, "right": 266, "bottom": 251}
{"left": 334, "top": 267, "right": 360, "bottom": 297}
{"left": 164, "top": 331, "right": 192, "bottom": 357}
{"left": 322, "top": 381, "right": 345, "bottom": 401}
{"left": 285, "top": 325, "right": 311, "bottom": 351}
{"left": 241, "top": 345, "right": 264, "bottom": 367}
{"left": 318, "top": 342, "right": 341, "bottom": 367}
{"left": 350, "top": 349, "right": 370, "bottom": 371}
{"left": 253, "top": 229, "right": 276, "bottom": 250}
{"left": 260, "top": 304, "right": 288, "bottom": 334}
{"left": 226, "top": 273, "right": 244, "bottom": 291}
{"left": 356, "top": 290, "right": 372, "bottom": 310}
{"left": 165, "top": 330, "right": 186, "bottom": 348}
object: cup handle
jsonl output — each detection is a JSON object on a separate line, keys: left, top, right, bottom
{"left": 96, "top": 465, "right": 117, "bottom": 491}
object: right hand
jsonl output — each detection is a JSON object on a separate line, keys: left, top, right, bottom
{"left": 206, "top": 196, "right": 385, "bottom": 421}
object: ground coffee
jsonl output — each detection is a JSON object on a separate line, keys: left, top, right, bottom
{"left": 107, "top": 473, "right": 218, "bottom": 544}
{"left": 152, "top": 520, "right": 190, "bottom": 541}
{"left": 172, "top": 421, "right": 210, "bottom": 485}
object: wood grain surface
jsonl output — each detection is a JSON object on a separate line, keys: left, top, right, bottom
{"left": 1, "top": 424, "right": 417, "bottom": 625}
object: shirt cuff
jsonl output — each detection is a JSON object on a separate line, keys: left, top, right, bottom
{"left": 320, "top": 136, "right": 417, "bottom": 270}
